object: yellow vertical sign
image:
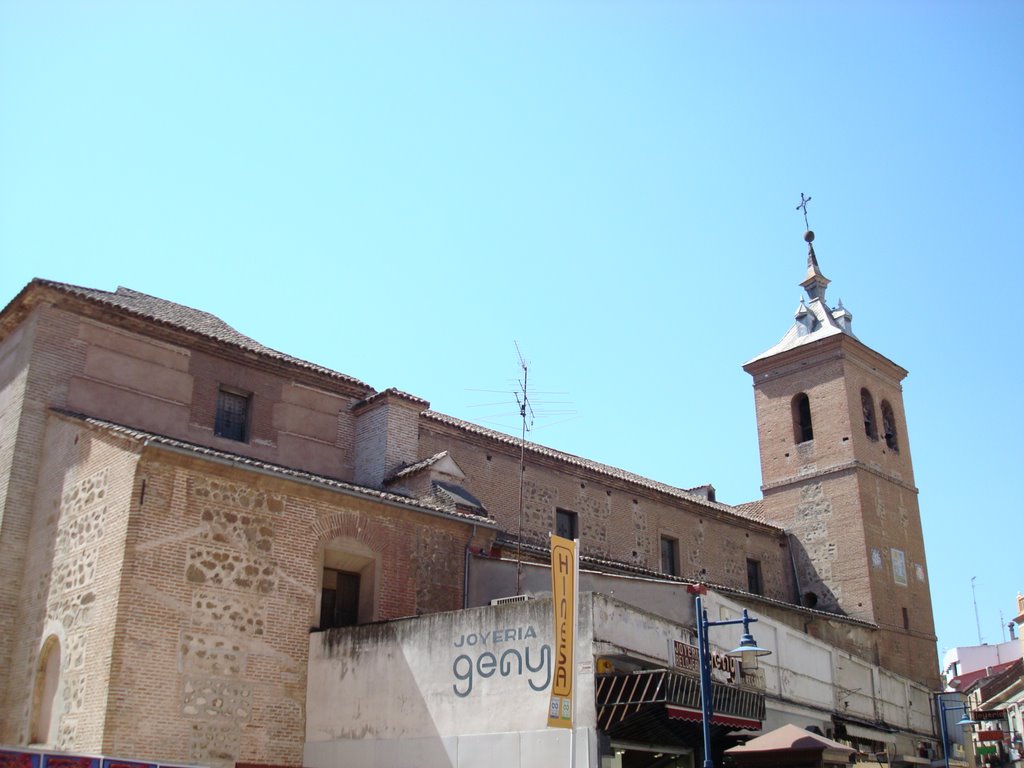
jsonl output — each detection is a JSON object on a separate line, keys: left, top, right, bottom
{"left": 548, "top": 534, "right": 577, "bottom": 729}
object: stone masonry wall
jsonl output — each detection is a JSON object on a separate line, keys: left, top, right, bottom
{"left": 7, "top": 416, "right": 140, "bottom": 750}
{"left": 0, "top": 304, "right": 91, "bottom": 740}
{"left": 1, "top": 299, "right": 364, "bottom": 738}
{"left": 101, "top": 449, "right": 491, "bottom": 767}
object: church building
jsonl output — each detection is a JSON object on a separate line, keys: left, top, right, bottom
{"left": 0, "top": 227, "right": 940, "bottom": 767}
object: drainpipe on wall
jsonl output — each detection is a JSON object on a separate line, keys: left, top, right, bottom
{"left": 463, "top": 524, "right": 477, "bottom": 610}
{"left": 786, "top": 532, "right": 804, "bottom": 605}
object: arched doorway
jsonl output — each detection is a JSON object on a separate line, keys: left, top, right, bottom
{"left": 31, "top": 635, "right": 63, "bottom": 745}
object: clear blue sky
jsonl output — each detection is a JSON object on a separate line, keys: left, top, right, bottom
{"left": 2, "top": 1, "right": 1021, "bottom": 669}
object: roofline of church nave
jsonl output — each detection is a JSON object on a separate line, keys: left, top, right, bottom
{"left": 4, "top": 277, "right": 779, "bottom": 529}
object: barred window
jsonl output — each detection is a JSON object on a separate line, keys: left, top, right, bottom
{"left": 215, "top": 388, "right": 250, "bottom": 442}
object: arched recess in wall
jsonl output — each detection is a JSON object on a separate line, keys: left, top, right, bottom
{"left": 792, "top": 393, "right": 814, "bottom": 444}
{"left": 317, "top": 536, "right": 381, "bottom": 630}
{"left": 881, "top": 400, "right": 899, "bottom": 452}
{"left": 861, "top": 388, "right": 878, "bottom": 440}
{"left": 30, "top": 635, "right": 63, "bottom": 745}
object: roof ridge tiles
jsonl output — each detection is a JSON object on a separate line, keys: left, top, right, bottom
{"left": 50, "top": 408, "right": 494, "bottom": 528}
{"left": 29, "top": 278, "right": 374, "bottom": 390}
{"left": 424, "top": 410, "right": 784, "bottom": 531}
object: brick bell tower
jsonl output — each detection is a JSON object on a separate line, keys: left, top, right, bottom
{"left": 742, "top": 212, "right": 939, "bottom": 688}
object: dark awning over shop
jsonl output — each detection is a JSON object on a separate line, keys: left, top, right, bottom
{"left": 596, "top": 669, "right": 765, "bottom": 748}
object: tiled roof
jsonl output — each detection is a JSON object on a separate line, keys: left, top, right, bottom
{"left": 386, "top": 451, "right": 449, "bottom": 482}
{"left": 424, "top": 411, "right": 784, "bottom": 531}
{"left": 51, "top": 409, "right": 497, "bottom": 528}
{"left": 28, "top": 279, "right": 372, "bottom": 390}
{"left": 949, "top": 659, "right": 1018, "bottom": 692}
{"left": 733, "top": 499, "right": 769, "bottom": 523}
{"left": 353, "top": 387, "right": 430, "bottom": 411}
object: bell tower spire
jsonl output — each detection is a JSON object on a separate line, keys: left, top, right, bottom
{"left": 800, "top": 230, "right": 830, "bottom": 303}
{"left": 796, "top": 193, "right": 830, "bottom": 303}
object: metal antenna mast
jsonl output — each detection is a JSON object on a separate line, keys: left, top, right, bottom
{"left": 463, "top": 344, "right": 574, "bottom": 596}
{"left": 514, "top": 342, "right": 534, "bottom": 594}
{"left": 972, "top": 576, "right": 983, "bottom": 644}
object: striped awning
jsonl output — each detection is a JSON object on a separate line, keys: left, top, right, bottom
{"left": 666, "top": 704, "right": 763, "bottom": 730}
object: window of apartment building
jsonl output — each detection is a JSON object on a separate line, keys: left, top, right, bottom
{"left": 861, "top": 388, "right": 878, "bottom": 440}
{"left": 660, "top": 536, "right": 679, "bottom": 576}
{"left": 792, "top": 393, "right": 814, "bottom": 443}
{"left": 555, "top": 508, "right": 578, "bottom": 540}
{"left": 902, "top": 607, "right": 910, "bottom": 630}
{"left": 881, "top": 400, "right": 899, "bottom": 452}
{"left": 215, "top": 387, "right": 250, "bottom": 442}
{"left": 320, "top": 568, "right": 361, "bottom": 629}
{"left": 747, "top": 558, "right": 763, "bottom": 595}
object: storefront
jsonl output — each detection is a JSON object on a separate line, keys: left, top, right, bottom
{"left": 303, "top": 593, "right": 765, "bottom": 768}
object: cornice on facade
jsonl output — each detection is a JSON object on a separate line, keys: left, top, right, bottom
{"left": 1, "top": 279, "right": 375, "bottom": 399}
{"left": 744, "top": 332, "right": 908, "bottom": 387}
{"left": 760, "top": 458, "right": 920, "bottom": 495}
{"left": 52, "top": 408, "right": 499, "bottom": 530}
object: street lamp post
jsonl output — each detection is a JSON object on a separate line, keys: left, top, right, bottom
{"left": 936, "top": 694, "right": 977, "bottom": 768}
{"left": 695, "top": 594, "right": 772, "bottom": 768}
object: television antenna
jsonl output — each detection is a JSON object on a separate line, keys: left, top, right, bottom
{"left": 514, "top": 342, "right": 531, "bottom": 593}
{"left": 464, "top": 342, "right": 576, "bottom": 594}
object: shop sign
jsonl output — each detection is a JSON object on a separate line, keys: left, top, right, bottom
{"left": 673, "top": 640, "right": 737, "bottom": 684}
{"left": 975, "top": 746, "right": 997, "bottom": 756}
{"left": 547, "top": 534, "right": 577, "bottom": 729}
{"left": 450, "top": 624, "right": 551, "bottom": 697}
{"left": 976, "top": 730, "right": 1005, "bottom": 742}
{"left": 973, "top": 710, "right": 1005, "bottom": 721}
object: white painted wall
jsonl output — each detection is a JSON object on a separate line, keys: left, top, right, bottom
{"left": 943, "top": 642, "right": 1022, "bottom": 680}
{"left": 699, "top": 592, "right": 934, "bottom": 751}
{"left": 305, "top": 590, "right": 937, "bottom": 767}
{"left": 305, "top": 597, "right": 596, "bottom": 768}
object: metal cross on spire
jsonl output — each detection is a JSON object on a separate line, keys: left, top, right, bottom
{"left": 796, "top": 193, "right": 812, "bottom": 229}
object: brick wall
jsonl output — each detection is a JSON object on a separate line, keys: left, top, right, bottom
{"left": 748, "top": 336, "right": 939, "bottom": 689}
{"left": 0, "top": 290, "right": 494, "bottom": 760}
{"left": 97, "top": 446, "right": 490, "bottom": 767}
{"left": 5, "top": 416, "right": 141, "bottom": 749}
{"left": 0, "top": 303, "right": 90, "bottom": 738}
{"left": 418, "top": 423, "right": 795, "bottom": 602}
{"left": 352, "top": 392, "right": 423, "bottom": 488}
